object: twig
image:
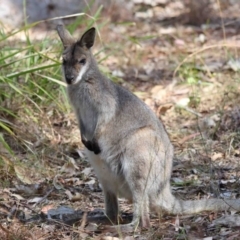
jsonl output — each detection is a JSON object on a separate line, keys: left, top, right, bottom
{"left": 0, "top": 223, "right": 11, "bottom": 234}
{"left": 35, "top": 188, "right": 54, "bottom": 206}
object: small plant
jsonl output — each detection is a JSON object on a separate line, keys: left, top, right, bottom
{"left": 178, "top": 63, "right": 203, "bottom": 109}
{"left": 179, "top": 63, "right": 200, "bottom": 85}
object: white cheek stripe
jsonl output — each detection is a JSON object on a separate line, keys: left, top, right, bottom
{"left": 74, "top": 64, "right": 88, "bottom": 84}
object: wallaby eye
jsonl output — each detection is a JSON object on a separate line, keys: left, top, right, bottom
{"left": 62, "top": 59, "right": 67, "bottom": 65}
{"left": 79, "top": 58, "right": 86, "bottom": 65}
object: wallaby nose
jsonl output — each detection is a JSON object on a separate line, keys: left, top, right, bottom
{"left": 65, "top": 74, "right": 74, "bottom": 84}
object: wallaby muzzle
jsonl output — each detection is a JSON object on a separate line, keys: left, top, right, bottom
{"left": 65, "top": 73, "right": 74, "bottom": 84}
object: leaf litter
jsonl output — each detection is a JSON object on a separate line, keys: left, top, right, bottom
{"left": 1, "top": 0, "right": 240, "bottom": 239}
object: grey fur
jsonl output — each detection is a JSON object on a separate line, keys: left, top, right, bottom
{"left": 57, "top": 25, "right": 240, "bottom": 230}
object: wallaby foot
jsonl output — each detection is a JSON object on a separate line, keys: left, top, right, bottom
{"left": 108, "top": 215, "right": 140, "bottom": 233}
{"left": 109, "top": 215, "right": 150, "bottom": 233}
{"left": 132, "top": 199, "right": 151, "bottom": 228}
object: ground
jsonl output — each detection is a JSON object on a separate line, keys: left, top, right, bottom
{"left": 0, "top": 1, "right": 240, "bottom": 239}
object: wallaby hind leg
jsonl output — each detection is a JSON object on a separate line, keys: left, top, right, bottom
{"left": 121, "top": 164, "right": 151, "bottom": 228}
{"left": 104, "top": 190, "right": 119, "bottom": 223}
{"left": 117, "top": 128, "right": 162, "bottom": 229}
{"left": 110, "top": 194, "right": 150, "bottom": 232}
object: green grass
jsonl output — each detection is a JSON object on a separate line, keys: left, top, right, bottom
{"left": 0, "top": 31, "right": 63, "bottom": 153}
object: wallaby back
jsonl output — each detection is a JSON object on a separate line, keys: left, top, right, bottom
{"left": 57, "top": 25, "right": 240, "bottom": 231}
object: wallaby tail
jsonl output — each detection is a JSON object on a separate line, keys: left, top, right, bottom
{"left": 156, "top": 186, "right": 240, "bottom": 215}
{"left": 168, "top": 197, "right": 240, "bottom": 215}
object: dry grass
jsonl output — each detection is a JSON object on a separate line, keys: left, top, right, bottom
{"left": 1, "top": 0, "right": 240, "bottom": 239}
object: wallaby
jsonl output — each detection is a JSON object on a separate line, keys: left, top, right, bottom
{"left": 57, "top": 25, "right": 240, "bottom": 230}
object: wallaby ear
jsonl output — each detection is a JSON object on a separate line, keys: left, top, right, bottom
{"left": 56, "top": 24, "right": 74, "bottom": 48}
{"left": 78, "top": 27, "right": 96, "bottom": 49}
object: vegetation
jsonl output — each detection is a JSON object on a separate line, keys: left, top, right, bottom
{"left": 1, "top": 1, "right": 240, "bottom": 239}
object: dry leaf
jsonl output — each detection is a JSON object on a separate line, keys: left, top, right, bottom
{"left": 53, "top": 174, "right": 64, "bottom": 190}
{"left": 213, "top": 215, "right": 240, "bottom": 227}
{"left": 41, "top": 205, "right": 55, "bottom": 214}
{"left": 100, "top": 236, "right": 120, "bottom": 240}
{"left": 11, "top": 193, "right": 25, "bottom": 200}
{"left": 150, "top": 85, "right": 164, "bottom": 95}
{"left": 85, "top": 178, "right": 96, "bottom": 191}
{"left": 14, "top": 165, "right": 33, "bottom": 184}
{"left": 174, "top": 215, "right": 180, "bottom": 231}
{"left": 85, "top": 223, "right": 98, "bottom": 232}
{"left": 78, "top": 232, "right": 89, "bottom": 239}
{"left": 65, "top": 177, "right": 83, "bottom": 186}
{"left": 1, "top": 154, "right": 14, "bottom": 168}
{"left": 42, "top": 224, "right": 56, "bottom": 233}
{"left": 71, "top": 192, "right": 83, "bottom": 202}
{"left": 15, "top": 183, "right": 40, "bottom": 195}
{"left": 65, "top": 190, "right": 73, "bottom": 200}
{"left": 81, "top": 167, "right": 92, "bottom": 179}
{"left": 28, "top": 197, "right": 44, "bottom": 204}
{"left": 176, "top": 98, "right": 190, "bottom": 107}
{"left": 60, "top": 158, "right": 79, "bottom": 176}
{"left": 211, "top": 152, "right": 223, "bottom": 161}
{"left": 158, "top": 103, "right": 173, "bottom": 115}
{"left": 124, "top": 237, "right": 135, "bottom": 240}
{"left": 76, "top": 149, "right": 85, "bottom": 158}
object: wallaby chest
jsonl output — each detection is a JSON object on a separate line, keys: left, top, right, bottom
{"left": 67, "top": 78, "right": 117, "bottom": 154}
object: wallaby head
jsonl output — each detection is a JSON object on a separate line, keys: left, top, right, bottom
{"left": 56, "top": 25, "right": 96, "bottom": 85}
